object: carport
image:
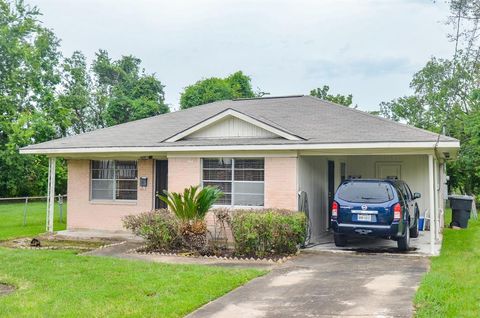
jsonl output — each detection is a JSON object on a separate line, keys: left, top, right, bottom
{"left": 297, "top": 146, "right": 457, "bottom": 255}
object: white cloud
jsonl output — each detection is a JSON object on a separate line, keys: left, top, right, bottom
{"left": 28, "top": 0, "right": 453, "bottom": 111}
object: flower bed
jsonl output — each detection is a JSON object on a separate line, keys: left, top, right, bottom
{"left": 124, "top": 208, "right": 306, "bottom": 259}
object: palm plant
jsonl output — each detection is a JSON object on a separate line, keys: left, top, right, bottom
{"left": 159, "top": 185, "right": 223, "bottom": 250}
{"left": 159, "top": 185, "right": 223, "bottom": 223}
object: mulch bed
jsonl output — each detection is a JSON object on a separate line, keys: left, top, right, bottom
{"left": 0, "top": 283, "right": 15, "bottom": 297}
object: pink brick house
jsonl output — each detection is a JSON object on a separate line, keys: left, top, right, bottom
{"left": 20, "top": 95, "right": 459, "bottom": 242}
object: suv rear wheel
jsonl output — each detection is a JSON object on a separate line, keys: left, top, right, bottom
{"left": 334, "top": 233, "right": 347, "bottom": 247}
{"left": 410, "top": 214, "right": 419, "bottom": 238}
{"left": 397, "top": 222, "right": 410, "bottom": 251}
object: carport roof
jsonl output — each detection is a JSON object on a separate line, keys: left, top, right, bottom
{"left": 20, "top": 95, "right": 459, "bottom": 154}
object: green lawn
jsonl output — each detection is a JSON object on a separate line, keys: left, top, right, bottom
{"left": 0, "top": 248, "right": 263, "bottom": 318}
{"left": 0, "top": 201, "right": 66, "bottom": 240}
{"left": 0, "top": 202, "right": 264, "bottom": 317}
{"left": 415, "top": 209, "right": 480, "bottom": 317}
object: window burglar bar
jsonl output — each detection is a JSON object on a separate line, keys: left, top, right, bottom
{"left": 91, "top": 160, "right": 138, "bottom": 201}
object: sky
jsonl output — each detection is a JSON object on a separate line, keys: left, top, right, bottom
{"left": 28, "top": 0, "right": 454, "bottom": 111}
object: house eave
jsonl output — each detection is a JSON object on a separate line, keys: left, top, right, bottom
{"left": 19, "top": 140, "right": 460, "bottom": 156}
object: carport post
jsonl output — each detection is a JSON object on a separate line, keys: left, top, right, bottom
{"left": 428, "top": 154, "right": 436, "bottom": 255}
{"left": 46, "top": 157, "right": 56, "bottom": 233}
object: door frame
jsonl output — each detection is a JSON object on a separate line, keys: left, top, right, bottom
{"left": 154, "top": 159, "right": 168, "bottom": 209}
{"left": 327, "top": 160, "right": 335, "bottom": 229}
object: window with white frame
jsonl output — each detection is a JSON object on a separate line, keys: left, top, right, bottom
{"left": 202, "top": 158, "right": 264, "bottom": 207}
{"left": 91, "top": 160, "right": 138, "bottom": 201}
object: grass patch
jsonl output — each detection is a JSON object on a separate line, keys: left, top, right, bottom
{"left": 0, "top": 248, "right": 264, "bottom": 317}
{"left": 415, "top": 209, "right": 480, "bottom": 317}
{"left": 0, "top": 201, "right": 66, "bottom": 241}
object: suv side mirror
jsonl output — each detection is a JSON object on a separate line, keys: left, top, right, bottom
{"left": 413, "top": 192, "right": 421, "bottom": 199}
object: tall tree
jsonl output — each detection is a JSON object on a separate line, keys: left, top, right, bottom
{"left": 0, "top": 0, "right": 67, "bottom": 196}
{"left": 310, "top": 85, "right": 354, "bottom": 107}
{"left": 92, "top": 50, "right": 169, "bottom": 126}
{"left": 58, "top": 51, "right": 93, "bottom": 134}
{"left": 180, "top": 71, "right": 256, "bottom": 109}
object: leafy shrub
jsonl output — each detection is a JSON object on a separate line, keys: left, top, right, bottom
{"left": 230, "top": 209, "right": 306, "bottom": 258}
{"left": 123, "top": 209, "right": 182, "bottom": 250}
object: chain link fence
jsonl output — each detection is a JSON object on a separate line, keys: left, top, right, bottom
{"left": 0, "top": 195, "right": 67, "bottom": 229}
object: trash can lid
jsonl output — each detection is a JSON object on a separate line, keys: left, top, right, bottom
{"left": 448, "top": 194, "right": 474, "bottom": 201}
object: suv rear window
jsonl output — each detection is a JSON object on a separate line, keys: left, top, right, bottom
{"left": 337, "top": 181, "right": 394, "bottom": 203}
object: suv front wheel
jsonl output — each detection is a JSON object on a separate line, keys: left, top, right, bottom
{"left": 397, "top": 222, "right": 410, "bottom": 251}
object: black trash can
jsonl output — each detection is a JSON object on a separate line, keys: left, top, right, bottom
{"left": 448, "top": 195, "right": 474, "bottom": 228}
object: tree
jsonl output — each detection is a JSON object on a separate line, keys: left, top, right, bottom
{"left": 58, "top": 51, "right": 93, "bottom": 134}
{"left": 310, "top": 85, "right": 354, "bottom": 107}
{"left": 179, "top": 71, "right": 256, "bottom": 109}
{"left": 227, "top": 71, "right": 256, "bottom": 99}
{"left": 0, "top": 0, "right": 67, "bottom": 196}
{"left": 380, "top": 0, "right": 480, "bottom": 195}
{"left": 0, "top": 1, "right": 169, "bottom": 197}
{"left": 92, "top": 50, "right": 169, "bottom": 126}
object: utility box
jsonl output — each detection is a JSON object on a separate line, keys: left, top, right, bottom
{"left": 140, "top": 177, "right": 148, "bottom": 188}
{"left": 449, "top": 195, "right": 474, "bottom": 228}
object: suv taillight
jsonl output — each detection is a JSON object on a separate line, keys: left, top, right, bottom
{"left": 332, "top": 201, "right": 339, "bottom": 219}
{"left": 393, "top": 203, "right": 402, "bottom": 221}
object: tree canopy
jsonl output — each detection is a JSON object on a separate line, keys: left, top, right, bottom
{"left": 179, "top": 71, "right": 256, "bottom": 109}
{"left": 310, "top": 85, "right": 354, "bottom": 107}
{"left": 0, "top": 0, "right": 66, "bottom": 196}
{"left": 0, "top": 0, "right": 168, "bottom": 197}
{"left": 92, "top": 50, "right": 169, "bottom": 126}
{"left": 380, "top": 0, "right": 480, "bottom": 195}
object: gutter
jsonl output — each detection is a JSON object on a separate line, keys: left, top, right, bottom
{"left": 20, "top": 141, "right": 461, "bottom": 155}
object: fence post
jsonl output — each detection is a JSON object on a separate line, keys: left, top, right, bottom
{"left": 23, "top": 197, "right": 28, "bottom": 226}
{"left": 58, "top": 194, "right": 63, "bottom": 223}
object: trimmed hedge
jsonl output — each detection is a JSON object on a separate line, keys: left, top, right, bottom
{"left": 230, "top": 209, "right": 306, "bottom": 258}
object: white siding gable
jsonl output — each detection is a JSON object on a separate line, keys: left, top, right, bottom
{"left": 185, "top": 116, "right": 279, "bottom": 139}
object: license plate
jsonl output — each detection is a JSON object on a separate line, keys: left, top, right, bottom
{"left": 357, "top": 214, "right": 372, "bottom": 222}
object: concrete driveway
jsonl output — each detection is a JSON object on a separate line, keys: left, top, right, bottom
{"left": 187, "top": 251, "right": 429, "bottom": 318}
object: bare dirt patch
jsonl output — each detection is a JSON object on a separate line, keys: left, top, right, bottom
{"left": 0, "top": 283, "right": 15, "bottom": 297}
{"left": 0, "top": 235, "right": 120, "bottom": 251}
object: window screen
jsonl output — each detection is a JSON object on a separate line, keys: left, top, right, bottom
{"left": 91, "top": 160, "right": 138, "bottom": 200}
{"left": 202, "top": 158, "right": 264, "bottom": 206}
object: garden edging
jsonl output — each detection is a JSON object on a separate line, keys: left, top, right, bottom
{"left": 126, "top": 245, "right": 297, "bottom": 264}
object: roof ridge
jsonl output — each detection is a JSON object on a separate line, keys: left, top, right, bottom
{"left": 304, "top": 95, "right": 455, "bottom": 141}
{"left": 233, "top": 95, "right": 304, "bottom": 101}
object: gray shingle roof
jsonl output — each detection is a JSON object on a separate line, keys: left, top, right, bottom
{"left": 22, "top": 95, "right": 457, "bottom": 152}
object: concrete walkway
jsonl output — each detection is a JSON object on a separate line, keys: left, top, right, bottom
{"left": 187, "top": 252, "right": 429, "bottom": 318}
{"left": 84, "top": 239, "right": 429, "bottom": 317}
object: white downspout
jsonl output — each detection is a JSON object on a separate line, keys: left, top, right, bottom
{"left": 428, "top": 154, "right": 436, "bottom": 255}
